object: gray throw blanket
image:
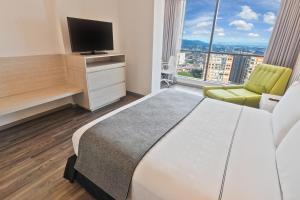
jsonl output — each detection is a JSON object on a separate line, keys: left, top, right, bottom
{"left": 75, "top": 89, "right": 204, "bottom": 200}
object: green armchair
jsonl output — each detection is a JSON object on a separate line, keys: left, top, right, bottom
{"left": 203, "top": 64, "right": 292, "bottom": 108}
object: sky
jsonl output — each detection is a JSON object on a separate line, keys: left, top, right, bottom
{"left": 182, "top": 0, "right": 281, "bottom": 46}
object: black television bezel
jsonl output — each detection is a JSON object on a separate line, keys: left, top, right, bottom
{"left": 67, "top": 17, "right": 114, "bottom": 53}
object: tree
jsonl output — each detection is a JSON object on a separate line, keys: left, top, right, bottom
{"left": 191, "top": 68, "right": 203, "bottom": 79}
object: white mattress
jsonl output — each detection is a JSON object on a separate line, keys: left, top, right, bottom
{"left": 72, "top": 91, "right": 162, "bottom": 155}
{"left": 128, "top": 98, "right": 242, "bottom": 200}
{"left": 72, "top": 89, "right": 202, "bottom": 155}
{"left": 72, "top": 91, "right": 281, "bottom": 200}
{"left": 221, "top": 107, "right": 281, "bottom": 200}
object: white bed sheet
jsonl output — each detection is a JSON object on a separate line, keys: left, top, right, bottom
{"left": 72, "top": 91, "right": 162, "bottom": 155}
{"left": 72, "top": 89, "right": 202, "bottom": 155}
{"left": 221, "top": 107, "right": 281, "bottom": 200}
{"left": 72, "top": 91, "right": 244, "bottom": 200}
{"left": 128, "top": 98, "right": 242, "bottom": 200}
{"left": 72, "top": 90, "right": 281, "bottom": 200}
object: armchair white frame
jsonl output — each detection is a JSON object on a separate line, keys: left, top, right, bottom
{"left": 161, "top": 56, "right": 177, "bottom": 87}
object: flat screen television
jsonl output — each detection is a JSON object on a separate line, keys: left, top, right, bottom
{"left": 67, "top": 17, "right": 114, "bottom": 54}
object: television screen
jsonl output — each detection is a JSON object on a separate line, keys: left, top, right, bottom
{"left": 67, "top": 17, "right": 114, "bottom": 53}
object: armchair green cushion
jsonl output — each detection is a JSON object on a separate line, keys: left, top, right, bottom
{"left": 204, "top": 64, "right": 292, "bottom": 107}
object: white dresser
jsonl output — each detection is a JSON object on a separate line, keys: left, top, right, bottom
{"left": 66, "top": 53, "right": 126, "bottom": 111}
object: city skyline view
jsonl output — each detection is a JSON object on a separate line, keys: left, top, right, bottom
{"left": 177, "top": 0, "right": 282, "bottom": 84}
{"left": 182, "top": 0, "right": 281, "bottom": 47}
{"left": 181, "top": 39, "right": 267, "bottom": 55}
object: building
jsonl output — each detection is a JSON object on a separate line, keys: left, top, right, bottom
{"left": 177, "top": 52, "right": 186, "bottom": 65}
{"left": 229, "top": 55, "right": 250, "bottom": 84}
{"left": 229, "top": 55, "right": 264, "bottom": 84}
{"left": 206, "top": 54, "right": 234, "bottom": 83}
{"left": 177, "top": 51, "right": 207, "bottom": 79}
{"left": 246, "top": 56, "right": 264, "bottom": 79}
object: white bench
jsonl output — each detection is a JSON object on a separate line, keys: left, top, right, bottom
{"left": 0, "top": 85, "right": 82, "bottom": 116}
{"left": 0, "top": 55, "right": 82, "bottom": 128}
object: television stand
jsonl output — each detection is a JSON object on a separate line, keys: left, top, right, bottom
{"left": 66, "top": 53, "right": 126, "bottom": 111}
{"left": 80, "top": 51, "right": 108, "bottom": 55}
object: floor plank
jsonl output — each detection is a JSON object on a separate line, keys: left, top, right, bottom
{"left": 0, "top": 95, "right": 139, "bottom": 200}
{"left": 0, "top": 85, "right": 203, "bottom": 200}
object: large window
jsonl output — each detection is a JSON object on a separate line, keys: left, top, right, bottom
{"left": 177, "top": 0, "right": 281, "bottom": 84}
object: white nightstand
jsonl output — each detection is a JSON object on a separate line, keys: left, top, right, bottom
{"left": 259, "top": 93, "right": 282, "bottom": 112}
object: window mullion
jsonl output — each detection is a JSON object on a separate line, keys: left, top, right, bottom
{"left": 204, "top": 0, "right": 221, "bottom": 81}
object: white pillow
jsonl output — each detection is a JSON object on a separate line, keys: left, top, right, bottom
{"left": 272, "top": 81, "right": 300, "bottom": 146}
{"left": 276, "top": 120, "right": 300, "bottom": 200}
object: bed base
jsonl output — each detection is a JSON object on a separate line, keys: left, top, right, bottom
{"left": 64, "top": 155, "right": 115, "bottom": 200}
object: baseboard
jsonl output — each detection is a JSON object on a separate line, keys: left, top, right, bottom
{"left": 126, "top": 91, "right": 144, "bottom": 98}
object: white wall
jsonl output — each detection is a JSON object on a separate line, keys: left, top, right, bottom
{"left": 151, "top": 0, "right": 165, "bottom": 93}
{"left": 119, "top": 0, "right": 165, "bottom": 95}
{"left": 54, "top": 0, "right": 121, "bottom": 53}
{"left": 0, "top": 0, "right": 164, "bottom": 96}
{"left": 0, "top": 0, "right": 121, "bottom": 57}
{"left": 0, "top": 0, "right": 61, "bottom": 57}
{"left": 119, "top": 0, "right": 155, "bottom": 95}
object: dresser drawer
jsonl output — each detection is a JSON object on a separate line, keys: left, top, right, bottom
{"left": 89, "top": 82, "right": 126, "bottom": 110}
{"left": 87, "top": 67, "right": 125, "bottom": 91}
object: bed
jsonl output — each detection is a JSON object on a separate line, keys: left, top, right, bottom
{"left": 65, "top": 83, "right": 300, "bottom": 200}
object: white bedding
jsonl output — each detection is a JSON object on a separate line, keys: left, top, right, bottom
{"left": 72, "top": 90, "right": 281, "bottom": 200}
{"left": 128, "top": 98, "right": 242, "bottom": 200}
{"left": 221, "top": 107, "right": 281, "bottom": 200}
{"left": 72, "top": 91, "right": 162, "bottom": 155}
{"left": 72, "top": 88, "right": 202, "bottom": 155}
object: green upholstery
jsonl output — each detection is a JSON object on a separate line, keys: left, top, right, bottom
{"left": 204, "top": 64, "right": 292, "bottom": 107}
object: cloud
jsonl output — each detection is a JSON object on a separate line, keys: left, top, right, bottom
{"left": 185, "top": 14, "right": 213, "bottom": 28}
{"left": 264, "top": 12, "right": 276, "bottom": 25}
{"left": 215, "top": 27, "right": 225, "bottom": 36}
{"left": 267, "top": 27, "right": 274, "bottom": 32}
{"left": 229, "top": 20, "right": 254, "bottom": 31}
{"left": 183, "top": 13, "right": 214, "bottom": 39}
{"left": 258, "top": 0, "right": 281, "bottom": 9}
{"left": 248, "top": 33, "right": 260, "bottom": 37}
{"left": 196, "top": 21, "right": 212, "bottom": 29}
{"left": 238, "top": 5, "right": 259, "bottom": 20}
{"left": 183, "top": 15, "right": 226, "bottom": 40}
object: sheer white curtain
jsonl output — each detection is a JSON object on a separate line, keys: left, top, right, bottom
{"left": 263, "top": 0, "right": 300, "bottom": 84}
{"left": 162, "top": 0, "right": 186, "bottom": 63}
{"left": 290, "top": 54, "right": 300, "bottom": 83}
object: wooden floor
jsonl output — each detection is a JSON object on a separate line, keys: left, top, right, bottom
{"left": 0, "top": 85, "right": 202, "bottom": 200}
{"left": 0, "top": 95, "right": 139, "bottom": 200}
